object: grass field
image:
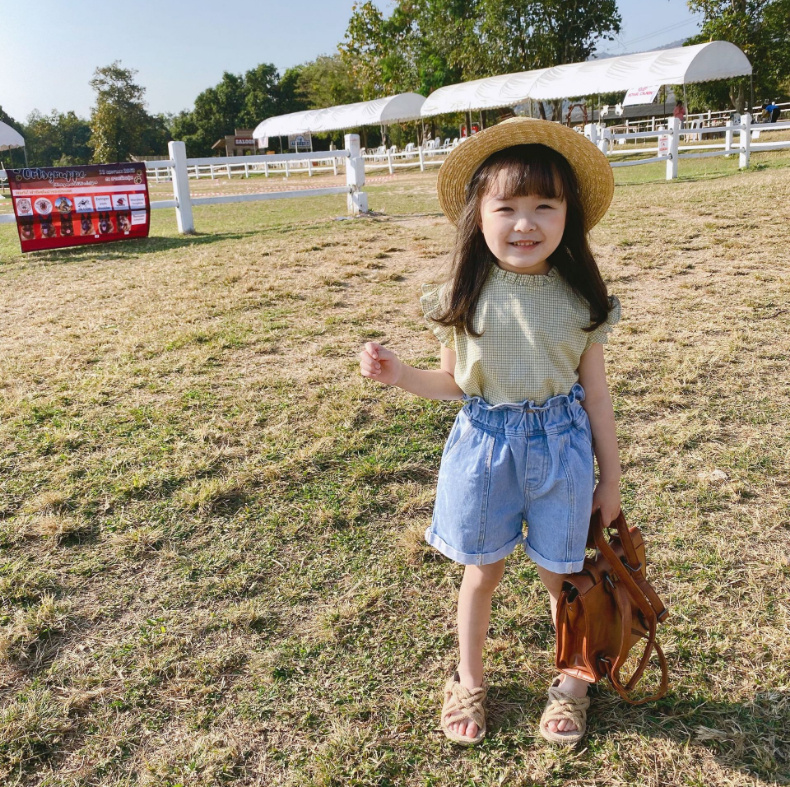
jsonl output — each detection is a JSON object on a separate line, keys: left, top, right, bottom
{"left": 1, "top": 147, "right": 789, "bottom": 786}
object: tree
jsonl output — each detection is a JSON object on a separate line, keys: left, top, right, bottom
{"left": 476, "top": 0, "right": 622, "bottom": 118}
{"left": 170, "top": 64, "right": 304, "bottom": 156}
{"left": 89, "top": 62, "right": 164, "bottom": 161}
{"left": 686, "top": 0, "right": 790, "bottom": 111}
{"left": 340, "top": 0, "right": 478, "bottom": 98}
{"left": 341, "top": 0, "right": 622, "bottom": 120}
{"left": 296, "top": 54, "right": 363, "bottom": 109}
{"left": 478, "top": 0, "right": 621, "bottom": 74}
{"left": 24, "top": 110, "right": 92, "bottom": 166}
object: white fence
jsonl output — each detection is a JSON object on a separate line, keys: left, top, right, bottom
{"left": 0, "top": 135, "right": 368, "bottom": 234}
{"left": 145, "top": 153, "right": 343, "bottom": 183}
{"left": 362, "top": 139, "right": 459, "bottom": 173}
{"left": 2, "top": 117, "right": 789, "bottom": 234}
{"left": 588, "top": 114, "right": 790, "bottom": 179}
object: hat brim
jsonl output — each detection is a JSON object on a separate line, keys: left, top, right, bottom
{"left": 436, "top": 118, "right": 614, "bottom": 229}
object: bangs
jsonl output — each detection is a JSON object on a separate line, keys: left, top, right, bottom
{"left": 469, "top": 144, "right": 574, "bottom": 203}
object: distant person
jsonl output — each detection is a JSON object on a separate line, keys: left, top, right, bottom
{"left": 360, "top": 118, "right": 622, "bottom": 748}
{"left": 766, "top": 99, "right": 781, "bottom": 123}
{"left": 673, "top": 100, "right": 686, "bottom": 123}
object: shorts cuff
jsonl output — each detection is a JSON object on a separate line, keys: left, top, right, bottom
{"left": 425, "top": 528, "right": 523, "bottom": 566}
{"left": 524, "top": 541, "right": 585, "bottom": 574}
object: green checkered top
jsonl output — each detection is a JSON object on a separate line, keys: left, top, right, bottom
{"left": 420, "top": 264, "right": 620, "bottom": 406}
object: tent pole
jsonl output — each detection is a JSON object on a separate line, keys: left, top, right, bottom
{"left": 683, "top": 83, "right": 687, "bottom": 115}
{"left": 750, "top": 74, "right": 754, "bottom": 114}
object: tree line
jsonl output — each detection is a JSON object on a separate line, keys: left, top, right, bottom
{"left": 2, "top": 0, "right": 787, "bottom": 168}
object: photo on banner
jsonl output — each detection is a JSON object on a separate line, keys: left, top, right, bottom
{"left": 8, "top": 163, "right": 150, "bottom": 253}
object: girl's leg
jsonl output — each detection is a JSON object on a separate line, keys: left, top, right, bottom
{"left": 535, "top": 564, "right": 592, "bottom": 734}
{"left": 451, "top": 558, "right": 506, "bottom": 739}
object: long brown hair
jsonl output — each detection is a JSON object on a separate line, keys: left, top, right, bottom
{"left": 433, "top": 144, "right": 613, "bottom": 337}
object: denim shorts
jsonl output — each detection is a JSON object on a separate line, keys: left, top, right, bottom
{"left": 425, "top": 384, "right": 594, "bottom": 574}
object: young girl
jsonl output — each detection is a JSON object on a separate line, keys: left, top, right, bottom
{"left": 359, "top": 118, "right": 621, "bottom": 747}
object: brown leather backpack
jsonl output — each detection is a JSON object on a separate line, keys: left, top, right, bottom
{"left": 555, "top": 510, "right": 670, "bottom": 705}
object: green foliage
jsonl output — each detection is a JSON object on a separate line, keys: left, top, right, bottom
{"left": 686, "top": 0, "right": 790, "bottom": 111}
{"left": 477, "top": 0, "right": 622, "bottom": 75}
{"left": 171, "top": 63, "right": 309, "bottom": 157}
{"left": 22, "top": 110, "right": 92, "bottom": 167}
{"left": 296, "top": 54, "right": 363, "bottom": 109}
{"left": 340, "top": 0, "right": 621, "bottom": 119}
{"left": 340, "top": 0, "right": 477, "bottom": 98}
{"left": 89, "top": 62, "right": 168, "bottom": 162}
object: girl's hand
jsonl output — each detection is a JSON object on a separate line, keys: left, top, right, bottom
{"left": 359, "top": 342, "right": 403, "bottom": 387}
{"left": 592, "top": 479, "right": 621, "bottom": 526}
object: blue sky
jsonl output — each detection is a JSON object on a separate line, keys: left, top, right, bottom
{"left": 1, "top": 0, "right": 702, "bottom": 122}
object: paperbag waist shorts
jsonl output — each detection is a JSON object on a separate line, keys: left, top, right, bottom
{"left": 425, "top": 384, "right": 594, "bottom": 574}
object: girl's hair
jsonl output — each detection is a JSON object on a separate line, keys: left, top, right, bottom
{"left": 433, "top": 144, "right": 613, "bottom": 337}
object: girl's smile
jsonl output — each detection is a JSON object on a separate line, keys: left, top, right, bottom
{"left": 478, "top": 182, "right": 567, "bottom": 275}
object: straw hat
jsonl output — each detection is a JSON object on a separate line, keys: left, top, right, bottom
{"left": 436, "top": 118, "right": 614, "bottom": 229}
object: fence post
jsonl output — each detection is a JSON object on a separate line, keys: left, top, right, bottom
{"left": 387, "top": 149, "right": 394, "bottom": 175}
{"left": 597, "top": 128, "right": 609, "bottom": 155}
{"left": 264, "top": 160, "right": 268, "bottom": 177}
{"left": 345, "top": 134, "right": 368, "bottom": 216}
{"left": 418, "top": 145, "right": 425, "bottom": 172}
{"left": 585, "top": 123, "right": 598, "bottom": 145}
{"left": 666, "top": 116, "right": 680, "bottom": 180}
{"left": 168, "top": 141, "right": 195, "bottom": 234}
{"left": 332, "top": 157, "right": 338, "bottom": 177}
{"left": 739, "top": 113, "right": 752, "bottom": 169}
{"left": 244, "top": 161, "right": 249, "bottom": 178}
{"left": 724, "top": 119, "right": 734, "bottom": 157}
{"left": 285, "top": 160, "right": 289, "bottom": 178}
{"left": 308, "top": 158, "right": 313, "bottom": 177}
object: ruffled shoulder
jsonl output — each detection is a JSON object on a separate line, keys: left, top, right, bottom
{"left": 420, "top": 283, "right": 456, "bottom": 349}
{"left": 584, "top": 295, "right": 621, "bottom": 351}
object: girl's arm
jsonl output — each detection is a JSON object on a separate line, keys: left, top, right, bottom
{"left": 578, "top": 342, "right": 622, "bottom": 525}
{"left": 359, "top": 342, "right": 464, "bottom": 400}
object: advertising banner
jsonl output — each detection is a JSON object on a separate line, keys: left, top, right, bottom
{"left": 623, "top": 85, "right": 661, "bottom": 107}
{"left": 7, "top": 162, "right": 150, "bottom": 253}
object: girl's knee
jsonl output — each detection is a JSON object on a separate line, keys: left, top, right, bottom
{"left": 535, "top": 564, "right": 568, "bottom": 596}
{"left": 462, "top": 560, "right": 506, "bottom": 594}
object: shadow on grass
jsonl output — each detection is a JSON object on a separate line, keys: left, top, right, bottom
{"left": 488, "top": 680, "right": 788, "bottom": 783}
{"left": 23, "top": 230, "right": 261, "bottom": 263}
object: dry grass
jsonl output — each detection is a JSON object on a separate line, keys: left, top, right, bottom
{"left": 0, "top": 150, "right": 789, "bottom": 785}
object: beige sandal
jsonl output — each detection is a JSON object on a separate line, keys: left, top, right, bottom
{"left": 539, "top": 677, "right": 590, "bottom": 746}
{"left": 440, "top": 672, "right": 487, "bottom": 745}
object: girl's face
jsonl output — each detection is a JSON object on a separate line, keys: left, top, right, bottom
{"left": 478, "top": 171, "right": 567, "bottom": 275}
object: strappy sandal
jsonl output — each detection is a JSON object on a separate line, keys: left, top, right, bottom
{"left": 440, "top": 671, "right": 487, "bottom": 745}
{"left": 539, "top": 677, "right": 590, "bottom": 746}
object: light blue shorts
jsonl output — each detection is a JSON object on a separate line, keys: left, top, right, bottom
{"left": 425, "top": 384, "right": 594, "bottom": 574}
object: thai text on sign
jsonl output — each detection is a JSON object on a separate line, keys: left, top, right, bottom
{"left": 8, "top": 163, "right": 150, "bottom": 253}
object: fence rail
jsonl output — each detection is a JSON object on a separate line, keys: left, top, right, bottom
{"left": 0, "top": 137, "right": 368, "bottom": 233}
{"left": 588, "top": 114, "right": 790, "bottom": 179}
{"left": 2, "top": 117, "right": 789, "bottom": 232}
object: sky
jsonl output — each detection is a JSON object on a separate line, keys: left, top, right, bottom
{"left": 0, "top": 0, "right": 703, "bottom": 123}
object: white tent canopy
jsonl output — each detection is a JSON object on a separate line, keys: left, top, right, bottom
{"left": 420, "top": 41, "right": 752, "bottom": 117}
{"left": 528, "top": 41, "right": 752, "bottom": 100}
{"left": 0, "top": 121, "right": 25, "bottom": 151}
{"left": 420, "top": 70, "right": 545, "bottom": 116}
{"left": 253, "top": 93, "right": 426, "bottom": 140}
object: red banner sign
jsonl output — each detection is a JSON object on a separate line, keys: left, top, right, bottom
{"left": 7, "top": 163, "right": 150, "bottom": 253}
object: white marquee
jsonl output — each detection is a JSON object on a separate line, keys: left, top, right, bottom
{"left": 419, "top": 42, "right": 752, "bottom": 117}
{"left": 0, "top": 121, "right": 25, "bottom": 151}
{"left": 253, "top": 93, "right": 426, "bottom": 139}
